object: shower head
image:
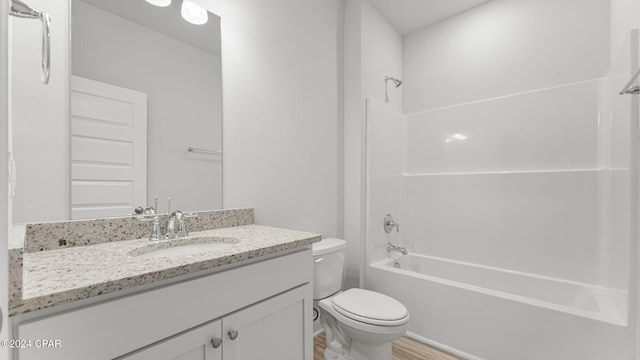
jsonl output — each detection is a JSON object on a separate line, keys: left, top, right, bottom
{"left": 621, "top": 68, "right": 640, "bottom": 95}
{"left": 384, "top": 76, "right": 403, "bottom": 103}
{"left": 385, "top": 76, "right": 403, "bottom": 88}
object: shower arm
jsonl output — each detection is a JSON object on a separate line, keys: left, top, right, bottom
{"left": 9, "top": 0, "right": 51, "bottom": 84}
{"left": 620, "top": 67, "right": 640, "bottom": 95}
{"left": 384, "top": 76, "right": 403, "bottom": 103}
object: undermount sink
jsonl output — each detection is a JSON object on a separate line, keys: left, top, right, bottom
{"left": 128, "top": 236, "right": 240, "bottom": 259}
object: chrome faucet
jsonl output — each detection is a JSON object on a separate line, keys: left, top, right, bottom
{"left": 166, "top": 211, "right": 188, "bottom": 239}
{"left": 137, "top": 197, "right": 194, "bottom": 241}
{"left": 387, "top": 242, "right": 408, "bottom": 256}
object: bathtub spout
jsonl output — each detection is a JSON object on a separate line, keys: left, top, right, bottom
{"left": 387, "top": 242, "right": 408, "bottom": 256}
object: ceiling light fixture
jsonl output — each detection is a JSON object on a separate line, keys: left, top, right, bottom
{"left": 181, "top": 0, "right": 208, "bottom": 25}
{"left": 145, "top": 0, "right": 171, "bottom": 7}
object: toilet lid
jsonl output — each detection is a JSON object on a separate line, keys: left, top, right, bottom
{"left": 312, "top": 238, "right": 347, "bottom": 256}
{"left": 332, "top": 289, "right": 408, "bottom": 323}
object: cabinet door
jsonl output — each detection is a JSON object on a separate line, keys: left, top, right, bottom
{"left": 223, "top": 284, "right": 312, "bottom": 360}
{"left": 119, "top": 320, "right": 223, "bottom": 360}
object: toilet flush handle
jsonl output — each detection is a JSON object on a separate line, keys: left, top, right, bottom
{"left": 314, "top": 257, "right": 324, "bottom": 263}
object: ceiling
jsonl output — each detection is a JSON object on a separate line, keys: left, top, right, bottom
{"left": 76, "top": 0, "right": 491, "bottom": 55}
{"left": 367, "top": 0, "right": 492, "bottom": 36}
{"left": 77, "top": 0, "right": 221, "bottom": 56}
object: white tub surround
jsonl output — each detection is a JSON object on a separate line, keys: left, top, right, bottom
{"left": 364, "top": 21, "right": 636, "bottom": 356}
{"left": 372, "top": 255, "right": 625, "bottom": 326}
{"left": 368, "top": 255, "right": 633, "bottom": 360}
{"left": 8, "top": 208, "right": 320, "bottom": 315}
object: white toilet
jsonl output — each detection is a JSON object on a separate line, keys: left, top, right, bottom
{"left": 313, "top": 238, "right": 409, "bottom": 360}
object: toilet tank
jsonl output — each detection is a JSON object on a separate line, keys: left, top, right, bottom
{"left": 312, "top": 238, "right": 347, "bottom": 300}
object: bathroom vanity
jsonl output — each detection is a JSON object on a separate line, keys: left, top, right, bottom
{"left": 7, "top": 208, "right": 319, "bottom": 360}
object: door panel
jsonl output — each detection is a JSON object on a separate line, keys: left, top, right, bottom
{"left": 223, "top": 285, "right": 311, "bottom": 360}
{"left": 71, "top": 76, "right": 147, "bottom": 219}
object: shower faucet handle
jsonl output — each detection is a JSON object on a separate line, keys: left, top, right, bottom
{"left": 384, "top": 214, "right": 399, "bottom": 233}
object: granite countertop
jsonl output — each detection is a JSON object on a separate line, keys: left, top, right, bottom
{"left": 10, "top": 224, "right": 321, "bottom": 315}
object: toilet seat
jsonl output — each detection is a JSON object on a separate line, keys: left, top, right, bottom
{"left": 319, "top": 297, "right": 409, "bottom": 336}
{"left": 332, "top": 289, "right": 409, "bottom": 326}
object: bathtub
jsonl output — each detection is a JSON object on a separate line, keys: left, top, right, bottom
{"left": 368, "top": 254, "right": 633, "bottom": 360}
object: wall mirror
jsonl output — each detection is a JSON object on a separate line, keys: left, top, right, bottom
{"left": 12, "top": 0, "right": 222, "bottom": 223}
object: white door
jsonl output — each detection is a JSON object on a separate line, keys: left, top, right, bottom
{"left": 71, "top": 76, "right": 147, "bottom": 219}
{"left": 119, "top": 320, "right": 223, "bottom": 360}
{"left": 223, "top": 285, "right": 312, "bottom": 360}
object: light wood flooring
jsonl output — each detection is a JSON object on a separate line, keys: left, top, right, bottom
{"left": 314, "top": 332, "right": 460, "bottom": 360}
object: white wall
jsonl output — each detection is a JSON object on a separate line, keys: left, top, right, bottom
{"left": 343, "top": 0, "right": 364, "bottom": 289}
{"left": 361, "top": 0, "right": 403, "bottom": 112}
{"left": 611, "top": 0, "right": 640, "bottom": 67}
{"left": 72, "top": 2, "right": 222, "bottom": 213}
{"left": 343, "top": 0, "right": 403, "bottom": 288}
{"left": 11, "top": 0, "right": 70, "bottom": 223}
{"left": 195, "top": 0, "right": 342, "bottom": 240}
{"left": 403, "top": 0, "right": 611, "bottom": 113}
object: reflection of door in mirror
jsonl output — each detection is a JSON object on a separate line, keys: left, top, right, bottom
{"left": 72, "top": 0, "right": 223, "bottom": 217}
{"left": 71, "top": 76, "right": 147, "bottom": 220}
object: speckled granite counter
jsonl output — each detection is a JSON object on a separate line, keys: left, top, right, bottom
{"left": 9, "top": 211, "right": 321, "bottom": 316}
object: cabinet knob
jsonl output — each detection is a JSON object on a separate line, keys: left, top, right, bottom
{"left": 228, "top": 330, "right": 239, "bottom": 340}
{"left": 210, "top": 337, "right": 222, "bottom": 349}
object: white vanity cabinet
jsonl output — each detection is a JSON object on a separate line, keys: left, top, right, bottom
{"left": 123, "top": 285, "right": 308, "bottom": 360}
{"left": 13, "top": 249, "right": 313, "bottom": 360}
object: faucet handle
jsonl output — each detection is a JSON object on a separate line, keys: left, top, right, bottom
{"left": 177, "top": 219, "right": 187, "bottom": 237}
{"left": 150, "top": 216, "right": 163, "bottom": 241}
{"left": 176, "top": 211, "right": 196, "bottom": 237}
{"left": 171, "top": 211, "right": 186, "bottom": 237}
{"left": 137, "top": 216, "right": 163, "bottom": 241}
{"left": 383, "top": 214, "right": 399, "bottom": 233}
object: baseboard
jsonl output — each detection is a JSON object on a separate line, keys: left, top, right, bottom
{"left": 404, "top": 331, "right": 484, "bottom": 360}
